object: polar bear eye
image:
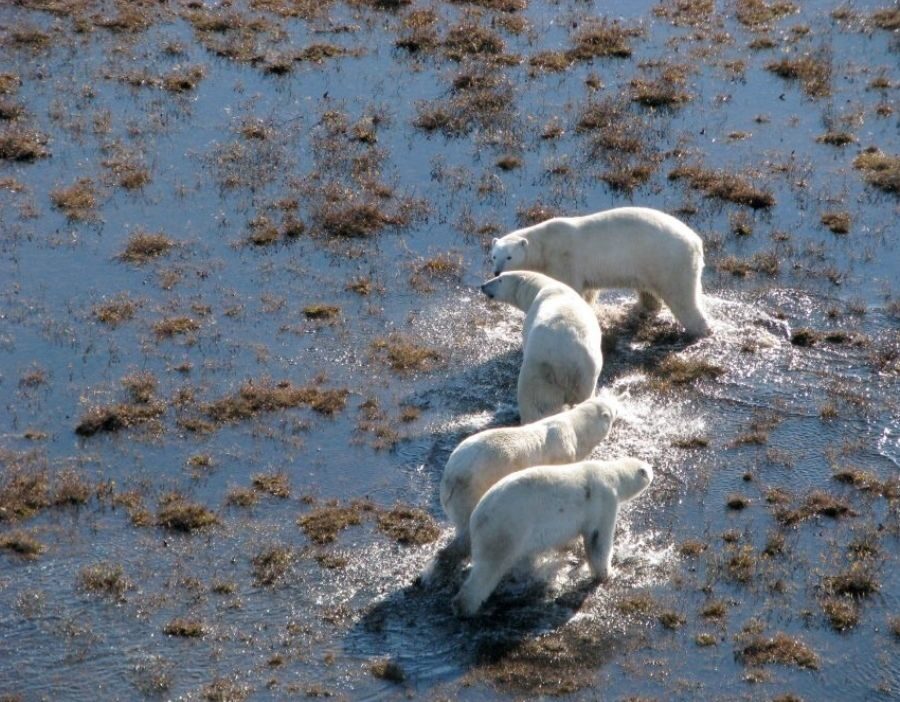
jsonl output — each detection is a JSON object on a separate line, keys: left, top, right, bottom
{"left": 506, "top": 255, "right": 512, "bottom": 260}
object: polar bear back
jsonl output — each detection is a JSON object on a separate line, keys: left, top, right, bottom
{"left": 440, "top": 395, "right": 617, "bottom": 531}
{"left": 470, "top": 458, "right": 651, "bottom": 555}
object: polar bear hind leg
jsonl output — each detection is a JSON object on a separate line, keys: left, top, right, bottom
{"left": 636, "top": 290, "right": 663, "bottom": 316}
{"left": 518, "top": 362, "right": 568, "bottom": 424}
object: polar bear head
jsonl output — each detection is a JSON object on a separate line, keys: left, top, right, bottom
{"left": 481, "top": 271, "right": 555, "bottom": 312}
{"left": 595, "top": 457, "right": 653, "bottom": 502}
{"left": 490, "top": 235, "right": 528, "bottom": 276}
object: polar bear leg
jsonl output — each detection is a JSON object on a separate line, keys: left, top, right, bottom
{"left": 583, "top": 507, "right": 618, "bottom": 582}
{"left": 518, "top": 364, "right": 568, "bottom": 424}
{"left": 452, "top": 559, "right": 509, "bottom": 617}
{"left": 665, "top": 292, "right": 712, "bottom": 338}
{"left": 636, "top": 290, "right": 662, "bottom": 316}
{"left": 420, "top": 530, "right": 470, "bottom": 587}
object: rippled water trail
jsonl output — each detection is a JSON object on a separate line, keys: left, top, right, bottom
{"left": 0, "top": 1, "right": 897, "bottom": 700}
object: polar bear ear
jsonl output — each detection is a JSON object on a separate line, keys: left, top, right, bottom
{"left": 491, "top": 237, "right": 499, "bottom": 246}
{"left": 518, "top": 239, "right": 528, "bottom": 248}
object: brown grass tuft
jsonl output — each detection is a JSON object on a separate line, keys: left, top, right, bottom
{"left": 203, "top": 379, "right": 349, "bottom": 423}
{"left": 376, "top": 503, "right": 439, "bottom": 545}
{"left": 162, "top": 65, "right": 205, "bottom": 92}
{"left": 93, "top": 295, "right": 137, "bottom": 326}
{"left": 78, "top": 562, "right": 132, "bottom": 600}
{"left": 569, "top": 19, "right": 641, "bottom": 60}
{"left": 156, "top": 493, "right": 218, "bottom": 532}
{"left": 153, "top": 317, "right": 200, "bottom": 338}
{"left": 820, "top": 211, "right": 850, "bottom": 234}
{"left": 816, "top": 131, "right": 855, "bottom": 147}
{"left": 75, "top": 401, "right": 165, "bottom": 436}
{"left": 871, "top": 7, "right": 900, "bottom": 30}
{"left": 650, "top": 355, "right": 724, "bottom": 389}
{"left": 251, "top": 545, "right": 293, "bottom": 585}
{"left": 0, "top": 529, "right": 45, "bottom": 558}
{"left": 369, "top": 658, "right": 406, "bottom": 683}
{"left": 736, "top": 0, "right": 798, "bottom": 27}
{"left": 120, "top": 231, "right": 175, "bottom": 263}
{"left": 823, "top": 562, "right": 879, "bottom": 598}
{"left": 251, "top": 472, "right": 290, "bottom": 498}
{"left": 303, "top": 304, "right": 341, "bottom": 321}
{"left": 736, "top": 632, "right": 818, "bottom": 669}
{"left": 0, "top": 464, "right": 49, "bottom": 521}
{"left": 50, "top": 178, "right": 96, "bottom": 220}
{"left": 766, "top": 50, "right": 832, "bottom": 98}
{"left": 443, "top": 23, "right": 505, "bottom": 61}
{"left": 298, "top": 501, "right": 369, "bottom": 544}
{"left": 371, "top": 333, "right": 443, "bottom": 372}
{"left": 669, "top": 164, "right": 774, "bottom": 208}
{"left": 163, "top": 618, "right": 206, "bottom": 637}
{"left": 853, "top": 148, "right": 899, "bottom": 195}
{"left": 821, "top": 597, "right": 858, "bottom": 631}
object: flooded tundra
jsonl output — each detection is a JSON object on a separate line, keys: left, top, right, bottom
{"left": 0, "top": 0, "right": 897, "bottom": 700}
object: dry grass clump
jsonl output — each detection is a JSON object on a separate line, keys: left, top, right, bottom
{"left": 823, "top": 562, "right": 879, "bottom": 598}
{"left": 395, "top": 8, "right": 439, "bottom": 53}
{"left": 318, "top": 201, "right": 400, "bottom": 238}
{"left": 775, "top": 490, "right": 855, "bottom": 525}
{"left": 0, "top": 464, "right": 49, "bottom": 520}
{"left": 569, "top": 19, "right": 642, "bottom": 60}
{"left": 616, "top": 592, "right": 656, "bottom": 616}
{"left": 153, "top": 316, "right": 200, "bottom": 338}
{"left": 162, "top": 65, "right": 205, "bottom": 92}
{"left": 658, "top": 610, "right": 686, "bottom": 630}
{"left": 669, "top": 164, "right": 774, "bottom": 208}
{"left": 251, "top": 472, "right": 290, "bottom": 498}
{"left": 853, "top": 148, "right": 899, "bottom": 195}
{"left": 678, "top": 539, "right": 708, "bottom": 557}
{"left": 75, "top": 401, "right": 165, "bottom": 436}
{"left": 0, "top": 529, "right": 45, "bottom": 558}
{"left": 443, "top": 23, "right": 505, "bottom": 61}
{"left": 0, "top": 100, "right": 25, "bottom": 121}
{"left": 528, "top": 51, "right": 572, "bottom": 73}
{"left": 0, "top": 73, "right": 21, "bottom": 94}
{"left": 726, "top": 493, "right": 750, "bottom": 510}
{"left": 251, "top": 545, "right": 293, "bottom": 585}
{"left": 77, "top": 562, "right": 132, "bottom": 600}
{"left": 50, "top": 178, "right": 96, "bottom": 220}
{"left": 92, "top": 295, "right": 135, "bottom": 326}
{"left": 821, "top": 597, "right": 858, "bottom": 631}
{"left": 410, "top": 252, "right": 463, "bottom": 290}
{"left": 831, "top": 467, "right": 884, "bottom": 493}
{"left": 414, "top": 78, "right": 513, "bottom": 137}
{"left": 630, "top": 65, "right": 692, "bottom": 108}
{"left": 672, "top": 435, "right": 709, "bottom": 449}
{"left": 53, "top": 469, "right": 91, "bottom": 506}
{"left": 650, "top": 355, "right": 724, "bottom": 389}
{"left": 370, "top": 658, "right": 406, "bottom": 683}
{"left": 516, "top": 202, "right": 560, "bottom": 226}
{"left": 156, "top": 493, "right": 218, "bottom": 532}
{"left": 789, "top": 327, "right": 820, "bottom": 347}
{"left": 203, "top": 379, "right": 349, "bottom": 423}
{"left": 303, "top": 304, "right": 341, "bottom": 321}
{"left": 820, "top": 211, "right": 851, "bottom": 234}
{"left": 449, "top": 0, "right": 526, "bottom": 10}
{"left": 653, "top": 0, "right": 715, "bottom": 26}
{"left": 119, "top": 231, "right": 175, "bottom": 263}
{"left": 163, "top": 618, "right": 206, "bottom": 638}
{"left": 726, "top": 544, "right": 757, "bottom": 582}
{"left": 700, "top": 599, "right": 729, "bottom": 619}
{"left": 371, "top": 333, "right": 443, "bottom": 372}
{"left": 871, "top": 7, "right": 900, "bottom": 30}
{"left": 816, "top": 131, "right": 855, "bottom": 147}
{"left": 298, "top": 501, "right": 369, "bottom": 544}
{"left": 735, "top": 0, "right": 798, "bottom": 27}
{"left": 766, "top": 50, "right": 832, "bottom": 98}
{"left": 376, "top": 504, "right": 440, "bottom": 545}
{"left": 736, "top": 632, "right": 818, "bottom": 669}
{"left": 226, "top": 487, "right": 258, "bottom": 507}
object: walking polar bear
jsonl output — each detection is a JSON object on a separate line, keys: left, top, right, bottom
{"left": 452, "top": 457, "right": 653, "bottom": 618}
{"left": 481, "top": 271, "right": 603, "bottom": 424}
{"left": 490, "top": 206, "right": 712, "bottom": 338}
{"left": 423, "top": 394, "right": 618, "bottom": 583}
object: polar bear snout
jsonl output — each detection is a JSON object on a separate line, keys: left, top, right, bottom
{"left": 480, "top": 278, "right": 500, "bottom": 299}
{"left": 480, "top": 282, "right": 494, "bottom": 299}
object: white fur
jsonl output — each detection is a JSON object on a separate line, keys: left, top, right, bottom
{"left": 427, "top": 395, "right": 618, "bottom": 580}
{"left": 481, "top": 271, "right": 603, "bottom": 424}
{"left": 490, "top": 206, "right": 711, "bottom": 337}
{"left": 452, "top": 457, "right": 653, "bottom": 617}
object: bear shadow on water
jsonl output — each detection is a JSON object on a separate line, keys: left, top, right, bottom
{"left": 346, "top": 558, "right": 617, "bottom": 689}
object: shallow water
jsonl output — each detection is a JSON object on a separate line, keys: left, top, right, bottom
{"left": 0, "top": 1, "right": 898, "bottom": 700}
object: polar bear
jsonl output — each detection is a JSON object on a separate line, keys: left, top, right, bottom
{"left": 490, "top": 206, "right": 711, "bottom": 338}
{"left": 481, "top": 271, "right": 603, "bottom": 424}
{"left": 423, "top": 394, "right": 618, "bottom": 584}
{"left": 452, "top": 457, "right": 653, "bottom": 618}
